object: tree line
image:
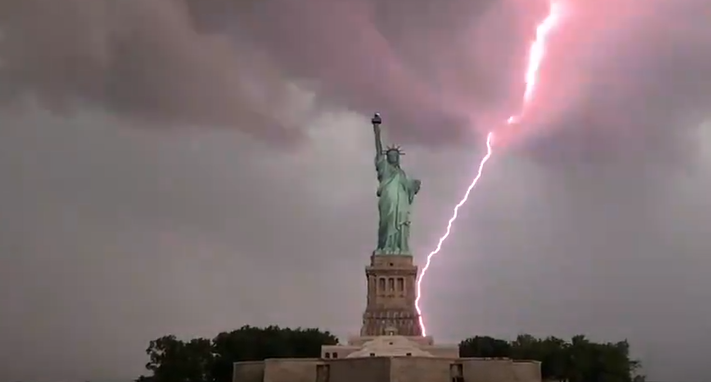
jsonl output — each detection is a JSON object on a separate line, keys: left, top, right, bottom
{"left": 460, "top": 334, "right": 642, "bottom": 382}
{"left": 136, "top": 325, "right": 642, "bottom": 382}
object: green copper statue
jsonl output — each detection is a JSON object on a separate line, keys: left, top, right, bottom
{"left": 371, "top": 113, "right": 421, "bottom": 255}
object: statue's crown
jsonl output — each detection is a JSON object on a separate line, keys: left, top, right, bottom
{"left": 383, "top": 145, "right": 405, "bottom": 155}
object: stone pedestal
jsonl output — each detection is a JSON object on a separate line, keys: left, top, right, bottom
{"left": 360, "top": 254, "right": 422, "bottom": 336}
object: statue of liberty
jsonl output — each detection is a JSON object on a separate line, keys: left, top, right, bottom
{"left": 371, "top": 113, "right": 421, "bottom": 255}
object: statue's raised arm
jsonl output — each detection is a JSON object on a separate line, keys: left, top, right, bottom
{"left": 372, "top": 113, "right": 384, "bottom": 160}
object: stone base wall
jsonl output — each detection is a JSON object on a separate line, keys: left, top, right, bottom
{"left": 234, "top": 356, "right": 541, "bottom": 382}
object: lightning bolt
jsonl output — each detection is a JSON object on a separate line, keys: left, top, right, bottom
{"left": 415, "top": 0, "right": 564, "bottom": 337}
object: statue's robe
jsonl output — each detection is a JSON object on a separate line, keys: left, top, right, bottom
{"left": 375, "top": 156, "right": 419, "bottom": 255}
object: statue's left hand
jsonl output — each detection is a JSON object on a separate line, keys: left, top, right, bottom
{"left": 413, "top": 179, "right": 421, "bottom": 193}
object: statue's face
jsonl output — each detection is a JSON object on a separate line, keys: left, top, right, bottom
{"left": 386, "top": 150, "right": 400, "bottom": 165}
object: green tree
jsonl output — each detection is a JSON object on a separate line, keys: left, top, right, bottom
{"left": 459, "top": 336, "right": 512, "bottom": 358}
{"left": 459, "top": 334, "right": 641, "bottom": 382}
{"left": 140, "top": 335, "right": 214, "bottom": 382}
{"left": 510, "top": 334, "right": 541, "bottom": 360}
{"left": 211, "top": 326, "right": 338, "bottom": 382}
{"left": 136, "top": 326, "right": 338, "bottom": 382}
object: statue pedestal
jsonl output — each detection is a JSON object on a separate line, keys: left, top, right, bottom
{"left": 360, "top": 254, "right": 421, "bottom": 336}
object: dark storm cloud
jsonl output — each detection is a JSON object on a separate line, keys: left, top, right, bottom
{"left": 3, "top": 1, "right": 711, "bottom": 382}
{"left": 3, "top": 0, "right": 711, "bottom": 153}
{"left": 0, "top": 0, "right": 537, "bottom": 144}
{"left": 0, "top": 0, "right": 302, "bottom": 142}
{"left": 184, "top": 0, "right": 545, "bottom": 144}
{"left": 511, "top": 0, "right": 711, "bottom": 167}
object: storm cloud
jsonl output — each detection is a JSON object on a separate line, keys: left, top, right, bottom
{"left": 2, "top": 0, "right": 711, "bottom": 381}
{"left": 1, "top": 0, "right": 710, "bottom": 151}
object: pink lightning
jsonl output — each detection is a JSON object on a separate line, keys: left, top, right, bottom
{"left": 415, "top": 0, "right": 564, "bottom": 336}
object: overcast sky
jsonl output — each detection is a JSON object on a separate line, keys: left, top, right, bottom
{"left": 1, "top": 0, "right": 711, "bottom": 381}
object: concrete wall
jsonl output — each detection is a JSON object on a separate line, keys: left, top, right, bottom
{"left": 422, "top": 345, "right": 459, "bottom": 358}
{"left": 329, "top": 357, "right": 390, "bottom": 382}
{"left": 511, "top": 361, "right": 542, "bottom": 382}
{"left": 391, "top": 357, "right": 452, "bottom": 382}
{"left": 233, "top": 361, "right": 264, "bottom": 382}
{"left": 406, "top": 336, "right": 435, "bottom": 346}
{"left": 263, "top": 358, "right": 321, "bottom": 382}
{"left": 233, "top": 354, "right": 541, "bottom": 382}
{"left": 322, "top": 345, "right": 359, "bottom": 359}
{"left": 461, "top": 358, "right": 524, "bottom": 382}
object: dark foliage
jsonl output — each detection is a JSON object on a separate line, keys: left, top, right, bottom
{"left": 459, "top": 334, "right": 642, "bottom": 382}
{"left": 135, "top": 325, "right": 338, "bottom": 382}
